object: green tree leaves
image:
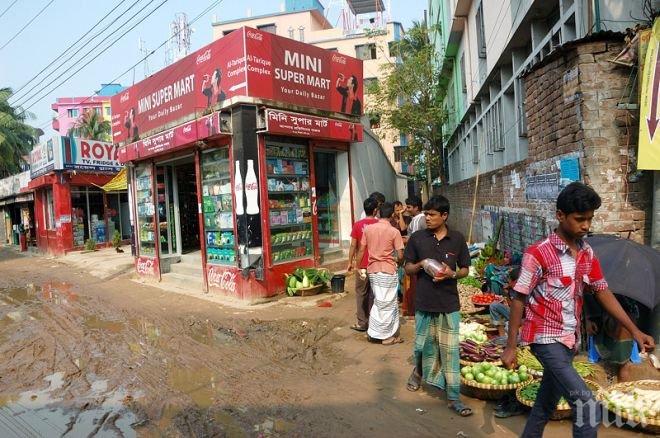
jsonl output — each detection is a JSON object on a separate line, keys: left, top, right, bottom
{"left": 68, "top": 108, "right": 111, "bottom": 142}
{"left": 0, "top": 87, "right": 37, "bottom": 178}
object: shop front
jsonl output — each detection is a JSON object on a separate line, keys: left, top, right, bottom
{"left": 0, "top": 171, "right": 34, "bottom": 249}
{"left": 114, "top": 26, "right": 363, "bottom": 299}
{"left": 28, "top": 136, "right": 127, "bottom": 255}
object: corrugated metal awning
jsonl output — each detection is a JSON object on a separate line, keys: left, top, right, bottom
{"left": 0, "top": 192, "right": 33, "bottom": 206}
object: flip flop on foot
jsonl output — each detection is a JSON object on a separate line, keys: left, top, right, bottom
{"left": 406, "top": 369, "right": 421, "bottom": 392}
{"left": 449, "top": 401, "right": 473, "bottom": 417}
{"left": 382, "top": 336, "right": 403, "bottom": 345}
{"left": 350, "top": 324, "right": 367, "bottom": 332}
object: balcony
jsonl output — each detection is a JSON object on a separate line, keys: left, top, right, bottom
{"left": 51, "top": 118, "right": 59, "bottom": 131}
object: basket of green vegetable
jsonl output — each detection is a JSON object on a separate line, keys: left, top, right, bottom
{"left": 597, "top": 380, "right": 660, "bottom": 433}
{"left": 516, "top": 347, "right": 597, "bottom": 378}
{"left": 285, "top": 268, "right": 332, "bottom": 296}
{"left": 460, "top": 362, "right": 532, "bottom": 400}
{"left": 516, "top": 379, "right": 602, "bottom": 420}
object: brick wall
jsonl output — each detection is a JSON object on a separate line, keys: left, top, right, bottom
{"left": 439, "top": 38, "right": 654, "bottom": 253}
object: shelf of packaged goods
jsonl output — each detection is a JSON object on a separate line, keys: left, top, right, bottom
{"left": 203, "top": 176, "right": 231, "bottom": 183}
{"left": 269, "top": 223, "right": 311, "bottom": 229}
{"left": 268, "top": 190, "right": 310, "bottom": 195}
{"left": 204, "top": 158, "right": 229, "bottom": 164}
{"left": 203, "top": 193, "right": 232, "bottom": 198}
{"left": 207, "top": 244, "right": 235, "bottom": 249}
{"left": 272, "top": 255, "right": 313, "bottom": 265}
{"left": 203, "top": 210, "right": 233, "bottom": 216}
{"left": 267, "top": 173, "right": 308, "bottom": 177}
{"left": 266, "top": 156, "right": 308, "bottom": 161}
{"left": 205, "top": 227, "right": 234, "bottom": 232}
{"left": 271, "top": 239, "right": 309, "bottom": 247}
{"left": 206, "top": 259, "right": 235, "bottom": 266}
{"left": 268, "top": 207, "right": 310, "bottom": 211}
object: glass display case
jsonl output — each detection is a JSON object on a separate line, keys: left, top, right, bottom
{"left": 155, "top": 166, "right": 177, "bottom": 255}
{"left": 201, "top": 148, "right": 235, "bottom": 265}
{"left": 265, "top": 143, "right": 313, "bottom": 264}
{"left": 135, "top": 164, "right": 156, "bottom": 256}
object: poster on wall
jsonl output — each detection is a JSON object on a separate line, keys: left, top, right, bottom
{"left": 639, "top": 18, "right": 660, "bottom": 170}
{"left": 111, "top": 27, "right": 363, "bottom": 146}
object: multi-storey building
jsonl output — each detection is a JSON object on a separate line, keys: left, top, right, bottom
{"left": 51, "top": 83, "right": 124, "bottom": 135}
{"left": 431, "top": 0, "right": 658, "bottom": 248}
{"left": 212, "top": 0, "right": 412, "bottom": 175}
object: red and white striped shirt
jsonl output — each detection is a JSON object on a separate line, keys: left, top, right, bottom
{"left": 513, "top": 232, "right": 608, "bottom": 349}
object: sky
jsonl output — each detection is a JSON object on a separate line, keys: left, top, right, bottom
{"left": 0, "top": 0, "right": 427, "bottom": 139}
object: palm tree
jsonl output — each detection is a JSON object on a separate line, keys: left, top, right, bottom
{"left": 0, "top": 87, "right": 37, "bottom": 178}
{"left": 68, "top": 108, "right": 111, "bottom": 141}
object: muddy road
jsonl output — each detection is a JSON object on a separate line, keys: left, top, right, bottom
{"left": 0, "top": 248, "right": 653, "bottom": 437}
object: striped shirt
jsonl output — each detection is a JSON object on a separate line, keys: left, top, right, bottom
{"left": 514, "top": 232, "right": 608, "bottom": 349}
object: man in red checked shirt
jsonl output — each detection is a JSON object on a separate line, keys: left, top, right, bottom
{"left": 501, "top": 182, "right": 654, "bottom": 438}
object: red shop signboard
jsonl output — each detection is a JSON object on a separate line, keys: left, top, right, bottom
{"left": 111, "top": 27, "right": 363, "bottom": 147}
{"left": 266, "top": 109, "right": 363, "bottom": 142}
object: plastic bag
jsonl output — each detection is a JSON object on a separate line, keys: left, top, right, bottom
{"left": 587, "top": 335, "right": 600, "bottom": 363}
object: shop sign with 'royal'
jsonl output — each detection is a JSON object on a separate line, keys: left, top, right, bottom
{"left": 111, "top": 26, "right": 363, "bottom": 146}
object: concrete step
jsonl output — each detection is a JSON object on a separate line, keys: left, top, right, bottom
{"left": 169, "top": 261, "right": 204, "bottom": 277}
{"left": 160, "top": 272, "right": 204, "bottom": 290}
{"left": 180, "top": 251, "right": 202, "bottom": 265}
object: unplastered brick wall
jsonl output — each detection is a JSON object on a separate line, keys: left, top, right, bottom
{"left": 439, "top": 37, "right": 653, "bottom": 249}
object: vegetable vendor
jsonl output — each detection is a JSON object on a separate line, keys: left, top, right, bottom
{"left": 501, "top": 182, "right": 655, "bottom": 438}
{"left": 489, "top": 267, "right": 520, "bottom": 337}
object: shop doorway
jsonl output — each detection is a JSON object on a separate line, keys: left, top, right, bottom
{"left": 314, "top": 150, "right": 342, "bottom": 255}
{"left": 155, "top": 157, "right": 200, "bottom": 257}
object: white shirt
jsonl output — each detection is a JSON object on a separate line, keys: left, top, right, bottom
{"left": 408, "top": 213, "right": 426, "bottom": 234}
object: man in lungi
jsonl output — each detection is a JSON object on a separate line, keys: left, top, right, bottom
{"left": 404, "top": 195, "right": 473, "bottom": 417}
{"left": 356, "top": 202, "right": 405, "bottom": 345}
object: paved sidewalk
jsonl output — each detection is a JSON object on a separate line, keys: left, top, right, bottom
{"left": 55, "top": 245, "right": 135, "bottom": 280}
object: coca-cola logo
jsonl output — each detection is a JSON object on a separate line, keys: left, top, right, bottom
{"left": 136, "top": 257, "right": 155, "bottom": 275}
{"left": 245, "top": 182, "right": 258, "bottom": 191}
{"left": 208, "top": 268, "right": 237, "bottom": 294}
{"left": 183, "top": 124, "right": 192, "bottom": 133}
{"left": 332, "top": 54, "right": 347, "bottom": 65}
{"left": 247, "top": 30, "right": 263, "bottom": 41}
{"left": 196, "top": 49, "right": 211, "bottom": 64}
{"left": 235, "top": 182, "right": 243, "bottom": 191}
{"left": 120, "top": 92, "right": 130, "bottom": 103}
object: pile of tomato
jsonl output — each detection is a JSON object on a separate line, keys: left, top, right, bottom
{"left": 471, "top": 293, "right": 501, "bottom": 306}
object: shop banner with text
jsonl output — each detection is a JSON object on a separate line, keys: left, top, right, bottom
{"left": 30, "top": 136, "right": 62, "bottom": 178}
{"left": 266, "top": 109, "right": 363, "bottom": 142}
{"left": 112, "top": 27, "right": 363, "bottom": 147}
{"left": 639, "top": 18, "right": 660, "bottom": 169}
{"left": 61, "top": 137, "right": 121, "bottom": 172}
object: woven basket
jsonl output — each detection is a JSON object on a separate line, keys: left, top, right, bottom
{"left": 516, "top": 379, "right": 602, "bottom": 420}
{"left": 460, "top": 374, "right": 532, "bottom": 400}
{"left": 292, "top": 284, "right": 325, "bottom": 296}
{"left": 596, "top": 380, "right": 660, "bottom": 433}
{"left": 460, "top": 358, "right": 502, "bottom": 367}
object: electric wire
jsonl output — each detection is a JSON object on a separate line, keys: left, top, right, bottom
{"left": 16, "top": 0, "right": 170, "bottom": 115}
{"left": 13, "top": 0, "right": 157, "bottom": 109}
{"left": 9, "top": 0, "right": 134, "bottom": 101}
{"left": 0, "top": 0, "right": 56, "bottom": 51}
{"left": 31, "top": 0, "right": 224, "bottom": 130}
{"left": 0, "top": 0, "right": 19, "bottom": 20}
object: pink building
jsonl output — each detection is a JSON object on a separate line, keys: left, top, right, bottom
{"left": 51, "top": 83, "right": 124, "bottom": 134}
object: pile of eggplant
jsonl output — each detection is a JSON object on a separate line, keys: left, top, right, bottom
{"left": 460, "top": 339, "right": 503, "bottom": 363}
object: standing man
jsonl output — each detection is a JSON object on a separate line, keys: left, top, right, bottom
{"left": 403, "top": 195, "right": 426, "bottom": 316}
{"left": 405, "top": 195, "right": 426, "bottom": 234}
{"left": 346, "top": 197, "right": 380, "bottom": 332}
{"left": 356, "top": 202, "right": 405, "bottom": 345}
{"left": 359, "top": 192, "right": 385, "bottom": 219}
{"left": 501, "top": 182, "right": 655, "bottom": 437}
{"left": 404, "top": 196, "right": 473, "bottom": 417}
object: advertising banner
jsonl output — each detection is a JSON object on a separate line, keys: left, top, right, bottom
{"left": 244, "top": 28, "right": 364, "bottom": 116}
{"left": 135, "top": 119, "right": 198, "bottom": 159}
{"left": 110, "top": 30, "right": 246, "bottom": 145}
{"left": 639, "top": 18, "right": 660, "bottom": 170}
{"left": 30, "top": 137, "right": 62, "bottom": 178}
{"left": 111, "top": 27, "right": 363, "bottom": 146}
{"left": 0, "top": 171, "right": 30, "bottom": 199}
{"left": 266, "top": 109, "right": 363, "bottom": 142}
{"left": 61, "top": 137, "right": 121, "bottom": 172}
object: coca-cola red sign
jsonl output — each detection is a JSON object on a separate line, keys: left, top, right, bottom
{"left": 136, "top": 256, "right": 159, "bottom": 278}
{"left": 207, "top": 266, "right": 237, "bottom": 295}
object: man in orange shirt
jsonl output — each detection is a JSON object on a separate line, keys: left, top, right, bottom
{"left": 356, "top": 202, "right": 405, "bottom": 345}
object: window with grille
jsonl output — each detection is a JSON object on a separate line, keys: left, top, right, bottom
{"left": 355, "top": 43, "right": 377, "bottom": 60}
{"left": 257, "top": 23, "right": 276, "bottom": 34}
{"left": 476, "top": 2, "right": 487, "bottom": 59}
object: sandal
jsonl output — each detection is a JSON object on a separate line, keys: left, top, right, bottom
{"left": 350, "top": 324, "right": 367, "bottom": 332}
{"left": 448, "top": 401, "right": 473, "bottom": 417}
{"left": 406, "top": 369, "right": 421, "bottom": 392}
{"left": 382, "top": 336, "right": 403, "bottom": 345}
